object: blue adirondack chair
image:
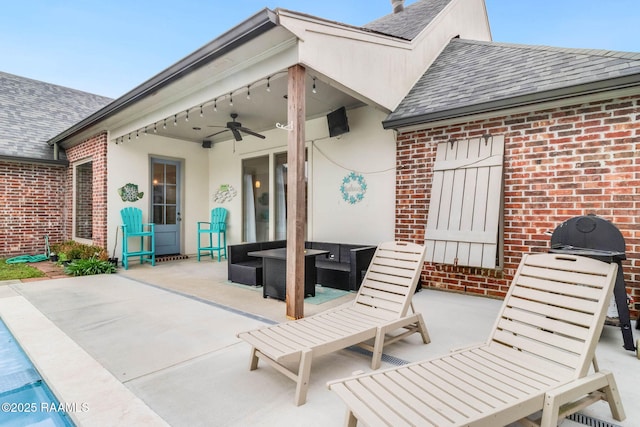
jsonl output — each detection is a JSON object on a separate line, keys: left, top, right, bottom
{"left": 120, "top": 207, "right": 155, "bottom": 269}
{"left": 197, "top": 207, "right": 227, "bottom": 261}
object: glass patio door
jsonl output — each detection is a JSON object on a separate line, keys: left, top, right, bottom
{"left": 242, "top": 152, "right": 307, "bottom": 242}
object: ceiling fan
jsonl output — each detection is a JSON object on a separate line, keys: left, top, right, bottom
{"left": 204, "top": 113, "right": 266, "bottom": 142}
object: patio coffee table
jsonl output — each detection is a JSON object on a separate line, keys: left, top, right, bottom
{"left": 247, "top": 248, "right": 328, "bottom": 300}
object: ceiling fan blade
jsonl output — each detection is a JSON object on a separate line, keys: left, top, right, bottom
{"left": 237, "top": 126, "right": 266, "bottom": 139}
{"left": 230, "top": 128, "right": 243, "bottom": 141}
{"left": 204, "top": 129, "right": 229, "bottom": 139}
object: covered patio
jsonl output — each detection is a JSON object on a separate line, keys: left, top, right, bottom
{"left": 0, "top": 258, "right": 636, "bottom": 426}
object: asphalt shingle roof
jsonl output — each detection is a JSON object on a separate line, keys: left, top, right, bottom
{"left": 385, "top": 38, "right": 640, "bottom": 127}
{"left": 364, "top": 0, "right": 453, "bottom": 40}
{"left": 0, "top": 71, "right": 112, "bottom": 162}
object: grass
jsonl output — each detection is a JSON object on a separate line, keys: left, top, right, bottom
{"left": 0, "top": 259, "right": 46, "bottom": 281}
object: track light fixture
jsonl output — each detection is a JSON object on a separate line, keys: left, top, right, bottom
{"left": 246, "top": 85, "right": 251, "bottom": 100}
{"left": 174, "top": 114, "right": 177, "bottom": 126}
{"left": 312, "top": 77, "right": 317, "bottom": 94}
{"left": 214, "top": 98, "right": 217, "bottom": 112}
{"left": 200, "top": 105, "right": 204, "bottom": 117}
{"left": 266, "top": 77, "right": 271, "bottom": 92}
{"left": 229, "top": 93, "right": 233, "bottom": 107}
{"left": 185, "top": 110, "right": 189, "bottom": 122}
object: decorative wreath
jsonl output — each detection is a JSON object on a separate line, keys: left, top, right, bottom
{"left": 117, "top": 183, "right": 144, "bottom": 202}
{"left": 340, "top": 172, "right": 367, "bottom": 204}
{"left": 213, "top": 184, "right": 237, "bottom": 203}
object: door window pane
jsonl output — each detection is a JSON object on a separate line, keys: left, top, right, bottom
{"left": 274, "top": 151, "right": 307, "bottom": 240}
{"left": 242, "top": 156, "right": 269, "bottom": 242}
{"left": 166, "top": 206, "right": 176, "bottom": 225}
{"left": 166, "top": 166, "right": 177, "bottom": 184}
{"left": 166, "top": 186, "right": 177, "bottom": 204}
{"left": 152, "top": 163, "right": 178, "bottom": 226}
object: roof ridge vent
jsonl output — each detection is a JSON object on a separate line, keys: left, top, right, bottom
{"left": 391, "top": 0, "right": 404, "bottom": 13}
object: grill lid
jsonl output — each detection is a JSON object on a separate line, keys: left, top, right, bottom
{"left": 550, "top": 215, "right": 626, "bottom": 259}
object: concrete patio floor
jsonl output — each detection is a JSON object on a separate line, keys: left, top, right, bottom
{"left": 0, "top": 257, "right": 637, "bottom": 426}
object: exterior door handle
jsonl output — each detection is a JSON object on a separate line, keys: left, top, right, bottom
{"left": 177, "top": 212, "right": 182, "bottom": 222}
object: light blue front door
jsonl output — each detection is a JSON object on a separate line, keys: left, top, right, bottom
{"left": 151, "top": 158, "right": 181, "bottom": 255}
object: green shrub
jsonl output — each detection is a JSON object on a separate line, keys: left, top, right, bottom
{"left": 64, "top": 258, "right": 116, "bottom": 276}
{"left": 51, "top": 241, "right": 108, "bottom": 262}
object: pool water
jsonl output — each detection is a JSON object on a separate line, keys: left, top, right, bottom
{"left": 0, "top": 319, "right": 75, "bottom": 427}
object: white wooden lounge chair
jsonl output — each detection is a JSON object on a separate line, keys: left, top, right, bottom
{"left": 328, "top": 253, "right": 626, "bottom": 427}
{"left": 237, "top": 241, "right": 430, "bottom": 406}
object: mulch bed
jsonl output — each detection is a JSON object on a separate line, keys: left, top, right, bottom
{"left": 23, "top": 261, "right": 69, "bottom": 282}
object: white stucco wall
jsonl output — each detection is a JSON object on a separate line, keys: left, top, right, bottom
{"left": 280, "top": 0, "right": 491, "bottom": 111}
{"left": 208, "top": 105, "right": 396, "bottom": 249}
{"left": 107, "top": 134, "right": 210, "bottom": 260}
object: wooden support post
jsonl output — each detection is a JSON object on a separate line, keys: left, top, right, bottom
{"left": 286, "top": 64, "right": 306, "bottom": 320}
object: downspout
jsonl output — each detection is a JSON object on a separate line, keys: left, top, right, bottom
{"left": 53, "top": 142, "right": 59, "bottom": 161}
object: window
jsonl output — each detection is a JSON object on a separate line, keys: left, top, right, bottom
{"left": 74, "top": 160, "right": 93, "bottom": 240}
{"left": 424, "top": 135, "right": 505, "bottom": 269}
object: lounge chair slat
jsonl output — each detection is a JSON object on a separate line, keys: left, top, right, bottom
{"left": 463, "top": 349, "right": 554, "bottom": 389}
{"left": 511, "top": 286, "right": 599, "bottom": 314}
{"left": 432, "top": 356, "right": 530, "bottom": 401}
{"left": 403, "top": 364, "right": 495, "bottom": 415}
{"left": 492, "top": 329, "right": 581, "bottom": 369}
{"left": 365, "top": 271, "right": 414, "bottom": 288}
{"left": 496, "top": 318, "right": 585, "bottom": 354}
{"left": 448, "top": 352, "right": 542, "bottom": 394}
{"left": 517, "top": 274, "right": 604, "bottom": 300}
{"left": 506, "top": 296, "right": 593, "bottom": 327}
{"left": 418, "top": 360, "right": 510, "bottom": 408}
{"left": 520, "top": 265, "right": 610, "bottom": 287}
{"left": 501, "top": 306, "right": 590, "bottom": 340}
{"left": 383, "top": 370, "right": 474, "bottom": 424}
{"left": 331, "top": 381, "right": 413, "bottom": 427}
{"left": 366, "top": 263, "right": 415, "bottom": 278}
{"left": 483, "top": 344, "right": 573, "bottom": 382}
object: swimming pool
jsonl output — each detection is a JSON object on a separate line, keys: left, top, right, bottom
{"left": 0, "top": 319, "right": 75, "bottom": 427}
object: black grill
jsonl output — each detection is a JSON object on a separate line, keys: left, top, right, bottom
{"left": 550, "top": 215, "right": 636, "bottom": 352}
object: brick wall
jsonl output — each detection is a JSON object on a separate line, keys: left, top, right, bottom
{"left": 64, "top": 132, "right": 109, "bottom": 250}
{"left": 396, "top": 95, "right": 640, "bottom": 318}
{"left": 0, "top": 161, "right": 67, "bottom": 257}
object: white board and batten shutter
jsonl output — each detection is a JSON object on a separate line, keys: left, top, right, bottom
{"left": 425, "top": 135, "right": 505, "bottom": 269}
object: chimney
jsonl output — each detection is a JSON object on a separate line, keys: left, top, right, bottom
{"left": 392, "top": 0, "right": 404, "bottom": 13}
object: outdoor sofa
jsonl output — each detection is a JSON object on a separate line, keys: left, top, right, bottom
{"left": 227, "top": 240, "right": 376, "bottom": 290}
